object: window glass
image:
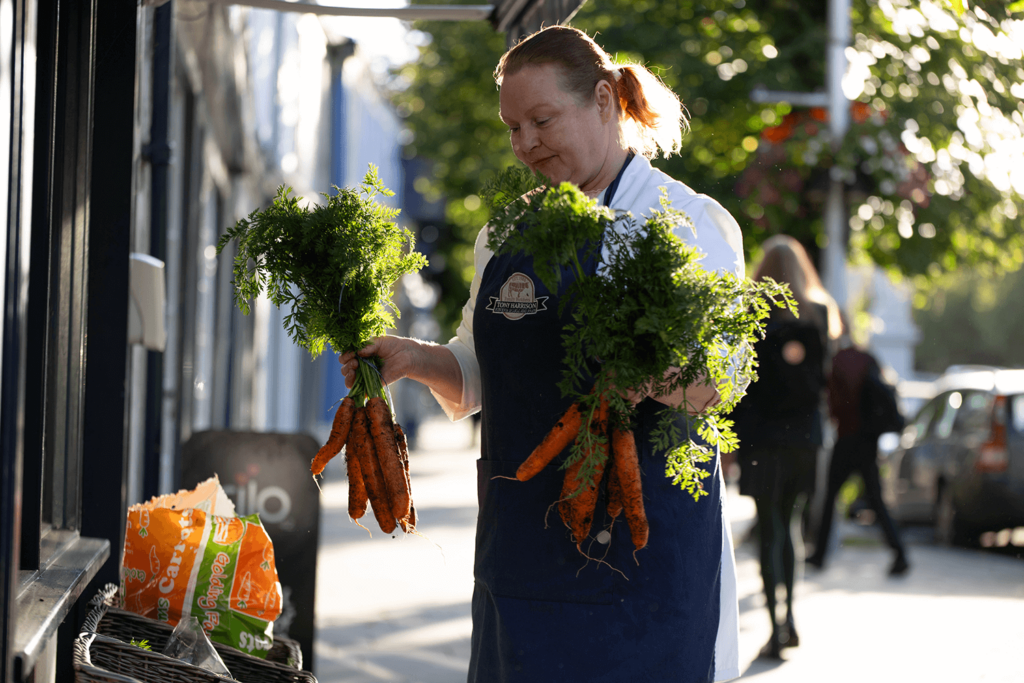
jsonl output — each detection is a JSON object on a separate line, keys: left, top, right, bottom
{"left": 953, "top": 391, "right": 994, "bottom": 437}
{"left": 910, "top": 398, "right": 940, "bottom": 442}
{"left": 933, "top": 392, "right": 961, "bottom": 439}
{"left": 1011, "top": 395, "right": 1024, "bottom": 435}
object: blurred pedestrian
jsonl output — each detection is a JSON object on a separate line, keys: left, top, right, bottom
{"left": 732, "top": 235, "right": 840, "bottom": 659}
{"left": 806, "top": 316, "right": 910, "bottom": 575}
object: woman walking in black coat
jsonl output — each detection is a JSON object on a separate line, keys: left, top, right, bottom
{"left": 732, "top": 235, "right": 841, "bottom": 659}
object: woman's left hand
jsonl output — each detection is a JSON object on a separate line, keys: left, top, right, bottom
{"left": 629, "top": 370, "right": 721, "bottom": 415}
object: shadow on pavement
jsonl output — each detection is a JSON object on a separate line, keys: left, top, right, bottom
{"left": 739, "top": 656, "right": 787, "bottom": 679}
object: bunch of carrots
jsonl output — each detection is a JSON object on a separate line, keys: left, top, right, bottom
{"left": 517, "top": 394, "right": 648, "bottom": 554}
{"left": 481, "top": 169, "right": 794, "bottom": 558}
{"left": 310, "top": 394, "right": 416, "bottom": 534}
{"left": 216, "top": 166, "right": 429, "bottom": 534}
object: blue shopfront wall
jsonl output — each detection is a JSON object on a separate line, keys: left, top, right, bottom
{"left": 1, "top": 1, "right": 139, "bottom": 680}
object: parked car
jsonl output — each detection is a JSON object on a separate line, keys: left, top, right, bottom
{"left": 883, "top": 366, "right": 1024, "bottom": 545}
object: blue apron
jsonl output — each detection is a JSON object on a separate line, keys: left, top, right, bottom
{"left": 468, "top": 160, "right": 725, "bottom": 683}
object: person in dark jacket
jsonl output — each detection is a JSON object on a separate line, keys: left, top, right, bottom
{"left": 806, "top": 321, "right": 910, "bottom": 576}
{"left": 733, "top": 235, "right": 840, "bottom": 659}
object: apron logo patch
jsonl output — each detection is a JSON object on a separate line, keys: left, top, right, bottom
{"left": 486, "top": 272, "right": 549, "bottom": 321}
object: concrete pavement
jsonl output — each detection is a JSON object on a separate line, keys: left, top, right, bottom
{"left": 313, "top": 417, "right": 476, "bottom": 683}
{"left": 314, "top": 416, "right": 1024, "bottom": 682}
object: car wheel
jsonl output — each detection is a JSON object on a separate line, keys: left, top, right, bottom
{"left": 936, "top": 484, "right": 972, "bottom": 547}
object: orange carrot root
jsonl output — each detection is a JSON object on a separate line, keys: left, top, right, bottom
{"left": 612, "top": 425, "right": 647, "bottom": 552}
{"left": 395, "top": 423, "right": 410, "bottom": 462}
{"left": 605, "top": 449, "right": 623, "bottom": 521}
{"left": 366, "top": 397, "right": 411, "bottom": 524}
{"left": 350, "top": 408, "right": 397, "bottom": 534}
{"left": 311, "top": 397, "right": 355, "bottom": 475}
{"left": 517, "top": 402, "right": 583, "bottom": 481}
{"left": 396, "top": 424, "right": 416, "bottom": 532}
{"left": 346, "top": 447, "right": 369, "bottom": 520}
{"left": 559, "top": 399, "right": 609, "bottom": 545}
{"left": 558, "top": 457, "right": 584, "bottom": 533}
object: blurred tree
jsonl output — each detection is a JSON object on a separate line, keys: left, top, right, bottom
{"left": 913, "top": 269, "right": 1024, "bottom": 373}
{"left": 392, "top": 0, "right": 1024, "bottom": 338}
{"left": 390, "top": 13, "right": 511, "bottom": 334}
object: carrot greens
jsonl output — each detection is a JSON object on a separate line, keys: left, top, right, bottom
{"left": 484, "top": 167, "right": 793, "bottom": 500}
{"left": 216, "top": 165, "right": 427, "bottom": 404}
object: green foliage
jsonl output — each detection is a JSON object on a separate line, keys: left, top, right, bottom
{"left": 484, "top": 169, "right": 793, "bottom": 498}
{"left": 578, "top": 0, "right": 1024, "bottom": 282}
{"left": 129, "top": 638, "right": 151, "bottom": 651}
{"left": 842, "top": 0, "right": 1024, "bottom": 285}
{"left": 485, "top": 170, "right": 613, "bottom": 293}
{"left": 217, "top": 166, "right": 428, "bottom": 403}
{"left": 913, "top": 268, "right": 1024, "bottom": 373}
{"left": 393, "top": 0, "right": 1024, "bottom": 336}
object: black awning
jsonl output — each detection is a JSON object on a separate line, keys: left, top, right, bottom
{"left": 491, "top": 0, "right": 587, "bottom": 44}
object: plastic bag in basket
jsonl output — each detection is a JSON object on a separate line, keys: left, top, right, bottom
{"left": 121, "top": 475, "right": 283, "bottom": 658}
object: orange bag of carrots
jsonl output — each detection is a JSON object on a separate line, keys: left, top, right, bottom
{"left": 120, "top": 476, "right": 284, "bottom": 658}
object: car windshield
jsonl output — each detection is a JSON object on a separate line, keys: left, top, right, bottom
{"left": 953, "top": 391, "right": 994, "bottom": 437}
{"left": 1012, "top": 395, "right": 1024, "bottom": 435}
{"left": 933, "top": 392, "right": 961, "bottom": 439}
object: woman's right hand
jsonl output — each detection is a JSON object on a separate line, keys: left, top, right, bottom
{"left": 340, "top": 335, "right": 464, "bottom": 406}
{"left": 339, "top": 336, "right": 415, "bottom": 389}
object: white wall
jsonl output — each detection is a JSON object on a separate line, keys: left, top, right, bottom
{"left": 847, "top": 264, "right": 922, "bottom": 381}
{"left": 245, "top": 10, "right": 332, "bottom": 434}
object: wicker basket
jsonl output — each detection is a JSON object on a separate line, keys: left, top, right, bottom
{"left": 74, "top": 632, "right": 242, "bottom": 683}
{"left": 79, "top": 586, "right": 315, "bottom": 683}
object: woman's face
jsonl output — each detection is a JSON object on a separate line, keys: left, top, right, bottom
{"left": 499, "top": 63, "right": 622, "bottom": 194}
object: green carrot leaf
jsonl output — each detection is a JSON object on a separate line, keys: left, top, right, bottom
{"left": 217, "top": 165, "right": 427, "bottom": 403}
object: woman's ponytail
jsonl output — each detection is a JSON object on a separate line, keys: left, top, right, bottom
{"left": 615, "top": 64, "right": 686, "bottom": 159}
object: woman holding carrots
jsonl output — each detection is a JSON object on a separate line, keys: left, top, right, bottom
{"left": 341, "top": 26, "right": 746, "bottom": 683}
